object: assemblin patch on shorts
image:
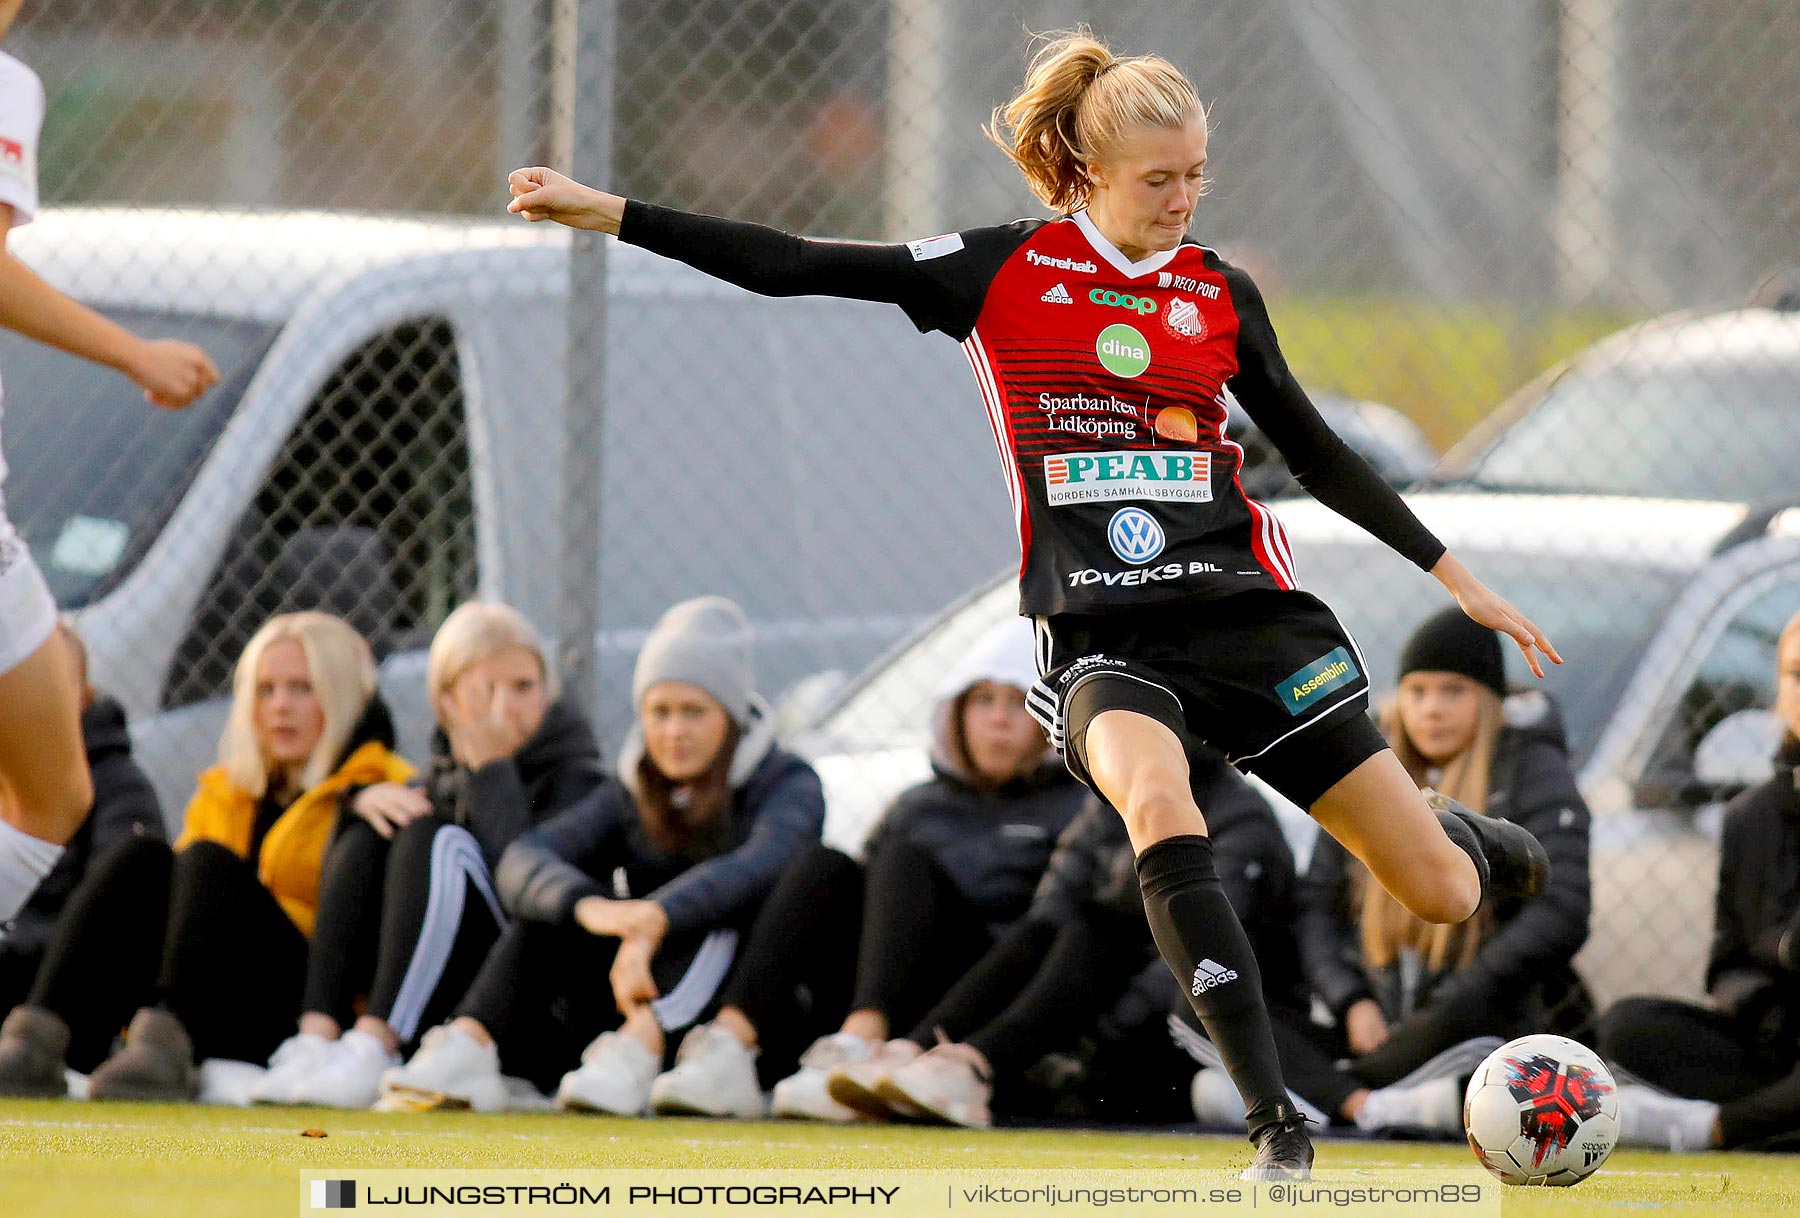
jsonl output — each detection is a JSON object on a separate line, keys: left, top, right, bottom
{"left": 1277, "top": 646, "right": 1359, "bottom": 715}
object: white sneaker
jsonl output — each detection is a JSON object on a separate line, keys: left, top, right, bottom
{"left": 291, "top": 1030, "right": 400, "bottom": 1109}
{"left": 878, "top": 1043, "right": 992, "bottom": 1128}
{"left": 377, "top": 1024, "right": 508, "bottom": 1112}
{"left": 197, "top": 1058, "right": 267, "bottom": 1107}
{"left": 249, "top": 1032, "right": 335, "bottom": 1105}
{"left": 1354, "top": 1036, "right": 1505, "bottom": 1134}
{"left": 650, "top": 1024, "right": 766, "bottom": 1118}
{"left": 556, "top": 1032, "right": 659, "bottom": 1116}
{"left": 1616, "top": 1083, "right": 1719, "bottom": 1151}
{"left": 825, "top": 1038, "right": 924, "bottom": 1119}
{"left": 771, "top": 1034, "right": 872, "bottom": 1122}
{"left": 1190, "top": 1066, "right": 1244, "bottom": 1127}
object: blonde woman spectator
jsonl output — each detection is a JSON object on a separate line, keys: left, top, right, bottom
{"left": 0, "top": 613, "right": 408, "bottom": 1101}
{"left": 250, "top": 603, "right": 605, "bottom": 1108}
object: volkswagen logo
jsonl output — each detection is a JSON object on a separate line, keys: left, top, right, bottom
{"left": 1107, "top": 507, "right": 1165, "bottom": 564}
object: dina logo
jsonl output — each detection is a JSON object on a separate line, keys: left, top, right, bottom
{"left": 1095, "top": 324, "right": 1152, "bottom": 378}
{"left": 1106, "top": 507, "right": 1165, "bottom": 564}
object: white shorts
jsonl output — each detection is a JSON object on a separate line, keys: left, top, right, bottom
{"left": 0, "top": 524, "right": 56, "bottom": 678}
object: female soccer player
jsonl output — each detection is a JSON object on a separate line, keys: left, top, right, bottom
{"left": 0, "top": 1, "right": 217, "bottom": 928}
{"left": 504, "top": 29, "right": 1557, "bottom": 1179}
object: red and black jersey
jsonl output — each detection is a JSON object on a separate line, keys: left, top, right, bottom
{"left": 620, "top": 202, "right": 1445, "bottom": 618}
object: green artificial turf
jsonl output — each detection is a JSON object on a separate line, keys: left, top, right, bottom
{"left": 2, "top": 1098, "right": 1795, "bottom": 1217}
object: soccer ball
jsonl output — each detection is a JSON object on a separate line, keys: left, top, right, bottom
{"left": 1462, "top": 1034, "right": 1620, "bottom": 1186}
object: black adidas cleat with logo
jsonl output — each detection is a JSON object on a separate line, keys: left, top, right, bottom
{"left": 1242, "top": 1107, "right": 1313, "bottom": 1182}
{"left": 1427, "top": 791, "right": 1551, "bottom": 905}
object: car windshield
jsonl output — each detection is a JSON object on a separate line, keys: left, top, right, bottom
{"left": 1453, "top": 361, "right": 1800, "bottom": 500}
{"left": 817, "top": 543, "right": 1687, "bottom": 766}
{"left": 0, "top": 309, "right": 276, "bottom": 607}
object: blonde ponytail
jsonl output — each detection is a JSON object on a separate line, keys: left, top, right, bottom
{"left": 987, "top": 27, "right": 1206, "bottom": 213}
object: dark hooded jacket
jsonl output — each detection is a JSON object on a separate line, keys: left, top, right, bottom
{"left": 497, "top": 697, "right": 825, "bottom": 937}
{"left": 0, "top": 697, "right": 164, "bottom": 962}
{"left": 1298, "top": 694, "right": 1592, "bottom": 1028}
{"left": 409, "top": 697, "right": 608, "bottom": 869}
{"left": 1706, "top": 734, "right": 1800, "bottom": 1043}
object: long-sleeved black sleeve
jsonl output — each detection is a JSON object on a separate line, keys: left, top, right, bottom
{"left": 494, "top": 781, "right": 631, "bottom": 923}
{"left": 1220, "top": 263, "right": 1445, "bottom": 572}
{"left": 619, "top": 201, "right": 1036, "bottom": 340}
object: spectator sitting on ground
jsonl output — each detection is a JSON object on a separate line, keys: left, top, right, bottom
{"left": 641, "top": 616, "right": 1087, "bottom": 1122}
{"left": 1604, "top": 609, "right": 1800, "bottom": 1152}
{"left": 1232, "top": 606, "right": 1591, "bottom": 1139}
{"left": 249, "top": 602, "right": 607, "bottom": 1108}
{"left": 0, "top": 619, "right": 164, "bottom": 1095}
{"left": 374, "top": 595, "right": 825, "bottom": 1114}
{"left": 0, "top": 612, "right": 410, "bottom": 1102}
{"left": 874, "top": 744, "right": 1302, "bottom": 1129}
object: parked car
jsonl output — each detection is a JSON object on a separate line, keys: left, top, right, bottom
{"left": 2, "top": 207, "right": 1013, "bottom": 811}
{"left": 1230, "top": 394, "right": 1436, "bottom": 501}
{"left": 1430, "top": 303, "right": 1800, "bottom": 503}
{"left": 797, "top": 492, "right": 1800, "bottom": 1013}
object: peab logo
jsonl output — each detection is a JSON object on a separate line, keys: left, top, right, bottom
{"left": 1106, "top": 507, "right": 1165, "bottom": 564}
{"left": 1095, "top": 324, "right": 1152, "bottom": 378}
{"left": 1043, "top": 450, "right": 1211, "bottom": 506}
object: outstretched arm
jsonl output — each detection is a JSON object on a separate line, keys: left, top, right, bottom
{"left": 1223, "top": 261, "right": 1560, "bottom": 676}
{"left": 506, "top": 167, "right": 1019, "bottom": 339}
{"left": 0, "top": 206, "right": 218, "bottom": 409}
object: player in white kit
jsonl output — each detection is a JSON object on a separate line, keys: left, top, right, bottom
{"left": 0, "top": 0, "right": 218, "bottom": 923}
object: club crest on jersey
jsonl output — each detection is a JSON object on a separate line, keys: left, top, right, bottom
{"left": 1163, "top": 296, "right": 1207, "bottom": 341}
{"left": 1106, "top": 508, "right": 1165, "bottom": 565}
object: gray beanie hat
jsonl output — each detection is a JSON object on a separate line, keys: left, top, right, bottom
{"left": 632, "top": 595, "right": 755, "bottom": 724}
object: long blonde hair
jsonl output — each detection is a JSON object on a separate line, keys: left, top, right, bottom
{"left": 1355, "top": 688, "right": 1506, "bottom": 972}
{"left": 220, "top": 612, "right": 377, "bottom": 797}
{"left": 426, "top": 601, "right": 556, "bottom": 728}
{"left": 986, "top": 27, "right": 1207, "bottom": 213}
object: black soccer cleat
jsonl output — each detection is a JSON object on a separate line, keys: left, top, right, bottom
{"left": 1427, "top": 790, "right": 1551, "bottom": 905}
{"left": 1241, "top": 1112, "right": 1314, "bottom": 1182}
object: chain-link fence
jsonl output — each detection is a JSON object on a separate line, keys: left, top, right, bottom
{"left": 6, "top": 0, "right": 1800, "bottom": 1042}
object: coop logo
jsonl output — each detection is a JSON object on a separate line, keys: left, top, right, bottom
{"left": 310, "top": 1179, "right": 356, "bottom": 1209}
{"left": 1156, "top": 271, "right": 1220, "bottom": 299}
{"left": 1043, "top": 450, "right": 1211, "bottom": 506}
{"left": 1089, "top": 288, "right": 1157, "bottom": 315}
{"left": 1026, "top": 249, "right": 1098, "bottom": 273}
{"left": 1191, "top": 958, "right": 1239, "bottom": 994}
{"left": 1278, "top": 647, "right": 1360, "bottom": 715}
{"left": 1096, "top": 324, "right": 1152, "bottom": 378}
{"left": 1106, "top": 507, "right": 1165, "bottom": 564}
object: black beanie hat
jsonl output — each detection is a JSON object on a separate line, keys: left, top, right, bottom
{"left": 1397, "top": 606, "right": 1507, "bottom": 696}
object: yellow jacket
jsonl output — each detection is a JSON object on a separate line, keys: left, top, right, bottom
{"left": 175, "top": 741, "right": 413, "bottom": 937}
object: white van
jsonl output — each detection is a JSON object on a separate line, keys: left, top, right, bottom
{"left": 5, "top": 208, "right": 1013, "bottom": 815}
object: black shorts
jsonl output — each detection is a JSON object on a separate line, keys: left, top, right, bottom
{"left": 1026, "top": 588, "right": 1386, "bottom": 810}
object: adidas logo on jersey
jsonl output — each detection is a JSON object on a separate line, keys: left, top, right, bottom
{"left": 1191, "top": 958, "right": 1239, "bottom": 995}
{"left": 1041, "top": 282, "right": 1074, "bottom": 304}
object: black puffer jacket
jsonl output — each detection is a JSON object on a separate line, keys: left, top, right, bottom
{"left": 410, "top": 698, "right": 609, "bottom": 869}
{"left": 1706, "top": 734, "right": 1800, "bottom": 1040}
{"left": 1298, "top": 694, "right": 1592, "bottom": 1026}
{"left": 0, "top": 696, "right": 164, "bottom": 958}
{"left": 497, "top": 698, "right": 825, "bottom": 936}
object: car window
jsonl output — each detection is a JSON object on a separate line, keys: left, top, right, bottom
{"left": 164, "top": 317, "right": 477, "bottom": 708}
{"left": 1638, "top": 568, "right": 1800, "bottom": 800}
{"left": 0, "top": 309, "right": 277, "bottom": 607}
{"left": 1460, "top": 361, "right": 1800, "bottom": 500}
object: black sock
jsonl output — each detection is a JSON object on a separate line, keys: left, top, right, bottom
{"left": 1136, "top": 834, "right": 1296, "bottom": 1141}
